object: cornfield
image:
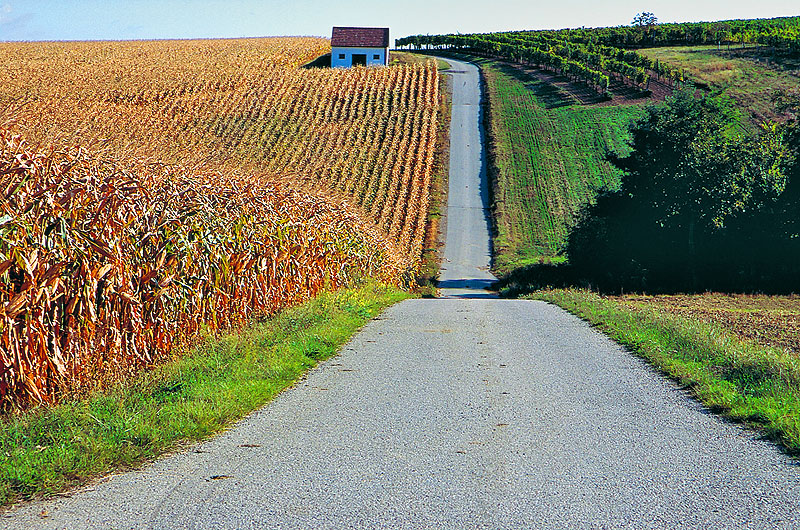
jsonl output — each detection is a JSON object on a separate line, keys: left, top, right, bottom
{"left": 0, "top": 37, "right": 438, "bottom": 408}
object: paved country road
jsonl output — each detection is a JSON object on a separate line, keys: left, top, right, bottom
{"left": 438, "top": 58, "right": 496, "bottom": 299}
{"left": 5, "top": 58, "right": 800, "bottom": 530}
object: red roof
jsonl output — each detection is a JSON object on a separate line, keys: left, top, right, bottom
{"left": 331, "top": 27, "right": 389, "bottom": 48}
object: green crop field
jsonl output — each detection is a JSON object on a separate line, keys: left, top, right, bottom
{"left": 480, "top": 59, "right": 644, "bottom": 273}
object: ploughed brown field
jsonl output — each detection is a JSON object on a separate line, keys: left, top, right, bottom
{"left": 612, "top": 294, "right": 800, "bottom": 356}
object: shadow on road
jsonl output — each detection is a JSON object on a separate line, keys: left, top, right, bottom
{"left": 437, "top": 279, "right": 498, "bottom": 299}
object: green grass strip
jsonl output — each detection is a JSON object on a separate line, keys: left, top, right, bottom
{"left": 477, "top": 58, "right": 643, "bottom": 273}
{"left": 531, "top": 289, "right": 800, "bottom": 454}
{"left": 0, "top": 280, "right": 409, "bottom": 506}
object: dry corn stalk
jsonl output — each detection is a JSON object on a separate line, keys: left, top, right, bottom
{"left": 0, "top": 131, "right": 402, "bottom": 409}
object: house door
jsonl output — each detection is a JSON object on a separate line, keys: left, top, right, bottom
{"left": 352, "top": 54, "right": 367, "bottom": 66}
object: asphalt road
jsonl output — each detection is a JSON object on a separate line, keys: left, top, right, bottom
{"left": 438, "top": 58, "right": 497, "bottom": 299}
{"left": 4, "top": 58, "right": 800, "bottom": 529}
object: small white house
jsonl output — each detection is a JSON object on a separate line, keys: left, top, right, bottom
{"left": 331, "top": 27, "right": 389, "bottom": 68}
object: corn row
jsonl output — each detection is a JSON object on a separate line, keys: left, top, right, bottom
{"left": 0, "top": 132, "right": 402, "bottom": 408}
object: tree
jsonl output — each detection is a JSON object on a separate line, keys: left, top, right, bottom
{"left": 631, "top": 12, "right": 659, "bottom": 45}
{"left": 631, "top": 12, "right": 658, "bottom": 28}
{"left": 567, "top": 88, "right": 789, "bottom": 291}
{"left": 712, "top": 22, "right": 732, "bottom": 50}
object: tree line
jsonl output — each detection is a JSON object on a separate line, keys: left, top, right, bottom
{"left": 396, "top": 16, "right": 800, "bottom": 96}
{"left": 395, "top": 32, "right": 683, "bottom": 93}
{"left": 396, "top": 34, "right": 651, "bottom": 95}
{"left": 487, "top": 16, "right": 800, "bottom": 50}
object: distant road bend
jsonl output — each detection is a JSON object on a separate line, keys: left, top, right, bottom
{"left": 4, "top": 57, "right": 800, "bottom": 530}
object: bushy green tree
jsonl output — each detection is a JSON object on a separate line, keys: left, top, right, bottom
{"left": 631, "top": 12, "right": 658, "bottom": 28}
{"left": 567, "top": 88, "right": 790, "bottom": 291}
{"left": 618, "top": 89, "right": 786, "bottom": 231}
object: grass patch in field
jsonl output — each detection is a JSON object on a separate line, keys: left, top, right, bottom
{"left": 391, "top": 51, "right": 451, "bottom": 71}
{"left": 0, "top": 281, "right": 408, "bottom": 507}
{"left": 640, "top": 45, "right": 800, "bottom": 125}
{"left": 478, "top": 58, "right": 645, "bottom": 274}
{"left": 532, "top": 289, "right": 800, "bottom": 454}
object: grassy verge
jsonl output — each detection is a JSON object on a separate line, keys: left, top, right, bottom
{"left": 612, "top": 293, "right": 800, "bottom": 356}
{"left": 532, "top": 289, "right": 800, "bottom": 454}
{"left": 0, "top": 281, "right": 409, "bottom": 506}
{"left": 477, "top": 57, "right": 644, "bottom": 273}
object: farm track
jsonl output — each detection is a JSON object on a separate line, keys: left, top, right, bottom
{"left": 5, "top": 58, "right": 800, "bottom": 530}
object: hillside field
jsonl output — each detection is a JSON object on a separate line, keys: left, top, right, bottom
{"left": 458, "top": 35, "right": 800, "bottom": 332}
{"left": 640, "top": 45, "right": 800, "bottom": 125}
{"left": 0, "top": 37, "right": 439, "bottom": 409}
{"left": 477, "top": 57, "right": 644, "bottom": 273}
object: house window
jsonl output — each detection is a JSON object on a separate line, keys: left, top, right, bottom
{"left": 339, "top": 53, "right": 345, "bottom": 59}
{"left": 373, "top": 54, "right": 380, "bottom": 59}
